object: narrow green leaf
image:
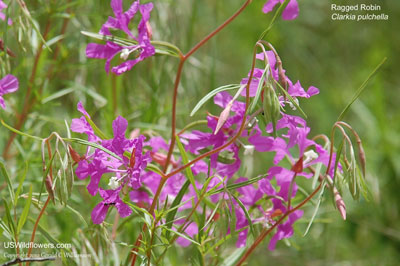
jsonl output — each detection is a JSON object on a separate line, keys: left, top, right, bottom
{"left": 65, "top": 138, "right": 122, "bottom": 160}
{"left": 1, "top": 119, "right": 43, "bottom": 141}
{"left": 2, "top": 199, "right": 15, "bottom": 238}
{"left": 303, "top": 180, "right": 326, "bottom": 236}
{"left": 337, "top": 58, "right": 386, "bottom": 121}
{"left": 41, "top": 88, "right": 75, "bottom": 104}
{"left": 249, "top": 64, "right": 269, "bottom": 113}
{"left": 145, "top": 163, "right": 164, "bottom": 176}
{"left": 207, "top": 174, "right": 266, "bottom": 196}
{"left": 176, "top": 136, "right": 200, "bottom": 197}
{"left": 84, "top": 115, "right": 109, "bottom": 140}
{"left": 15, "top": 161, "right": 28, "bottom": 207}
{"left": 164, "top": 180, "right": 190, "bottom": 238}
{"left": 17, "top": 185, "right": 32, "bottom": 235}
{"left": 221, "top": 247, "right": 246, "bottom": 266}
{"left": 162, "top": 227, "right": 200, "bottom": 246}
{"left": 200, "top": 201, "right": 220, "bottom": 231}
{"left": 232, "top": 194, "right": 255, "bottom": 239}
{"left": 0, "top": 161, "right": 15, "bottom": 206}
{"left": 190, "top": 84, "right": 241, "bottom": 116}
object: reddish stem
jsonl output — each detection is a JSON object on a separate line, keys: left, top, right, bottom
{"left": 236, "top": 182, "right": 323, "bottom": 266}
{"left": 26, "top": 196, "right": 51, "bottom": 266}
{"left": 163, "top": 0, "right": 252, "bottom": 172}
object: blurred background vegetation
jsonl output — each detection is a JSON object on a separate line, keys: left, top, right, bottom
{"left": 0, "top": 0, "right": 399, "bottom": 265}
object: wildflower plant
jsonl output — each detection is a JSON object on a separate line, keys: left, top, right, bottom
{"left": 0, "top": 0, "right": 387, "bottom": 265}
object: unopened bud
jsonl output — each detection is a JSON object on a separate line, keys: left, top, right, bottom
{"left": 68, "top": 145, "right": 83, "bottom": 163}
{"left": 333, "top": 186, "right": 346, "bottom": 220}
{"left": 357, "top": 142, "right": 366, "bottom": 178}
{"left": 214, "top": 102, "right": 233, "bottom": 134}
{"left": 145, "top": 21, "right": 153, "bottom": 39}
{"left": 45, "top": 175, "right": 55, "bottom": 204}
{"left": 263, "top": 84, "right": 281, "bottom": 137}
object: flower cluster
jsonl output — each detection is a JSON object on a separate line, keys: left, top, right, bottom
{"left": 86, "top": 0, "right": 155, "bottom": 75}
{"left": 70, "top": 0, "right": 347, "bottom": 255}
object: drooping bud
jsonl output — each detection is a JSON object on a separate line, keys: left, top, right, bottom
{"left": 357, "top": 141, "right": 366, "bottom": 178}
{"left": 145, "top": 21, "right": 153, "bottom": 39}
{"left": 263, "top": 84, "right": 281, "bottom": 137}
{"left": 68, "top": 145, "right": 83, "bottom": 163}
{"left": 214, "top": 101, "right": 233, "bottom": 134}
{"left": 333, "top": 186, "right": 346, "bottom": 220}
{"left": 45, "top": 175, "right": 55, "bottom": 204}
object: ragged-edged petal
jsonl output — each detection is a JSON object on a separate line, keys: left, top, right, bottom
{"left": 75, "top": 160, "right": 91, "bottom": 180}
{"left": 112, "top": 116, "right": 128, "bottom": 138}
{"left": 115, "top": 199, "right": 132, "bottom": 218}
{"left": 110, "top": 0, "right": 123, "bottom": 17}
{"left": 99, "top": 16, "right": 119, "bottom": 36}
{"left": 86, "top": 42, "right": 122, "bottom": 73}
{"left": 86, "top": 42, "right": 121, "bottom": 59}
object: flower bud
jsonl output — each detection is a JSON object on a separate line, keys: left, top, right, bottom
{"left": 263, "top": 84, "right": 281, "bottom": 136}
{"left": 333, "top": 186, "right": 346, "bottom": 220}
{"left": 68, "top": 145, "right": 83, "bottom": 163}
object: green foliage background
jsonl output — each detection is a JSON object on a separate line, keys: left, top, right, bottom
{"left": 0, "top": 0, "right": 399, "bottom": 265}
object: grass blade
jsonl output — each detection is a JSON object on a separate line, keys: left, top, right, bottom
{"left": 337, "top": 58, "right": 386, "bottom": 121}
{"left": 190, "top": 84, "right": 241, "bottom": 116}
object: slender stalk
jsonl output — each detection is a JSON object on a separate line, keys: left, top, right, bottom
{"left": 25, "top": 196, "right": 51, "bottom": 266}
{"left": 163, "top": 59, "right": 185, "bottom": 173}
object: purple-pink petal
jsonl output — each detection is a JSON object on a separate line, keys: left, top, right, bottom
{"left": 91, "top": 202, "right": 110, "bottom": 224}
{"left": 263, "top": 0, "right": 299, "bottom": 21}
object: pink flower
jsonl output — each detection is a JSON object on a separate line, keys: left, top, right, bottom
{"left": 263, "top": 0, "right": 299, "bottom": 20}
{"left": 86, "top": 0, "right": 155, "bottom": 75}
{"left": 91, "top": 188, "right": 132, "bottom": 224}
{"left": 0, "top": 74, "right": 18, "bottom": 109}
